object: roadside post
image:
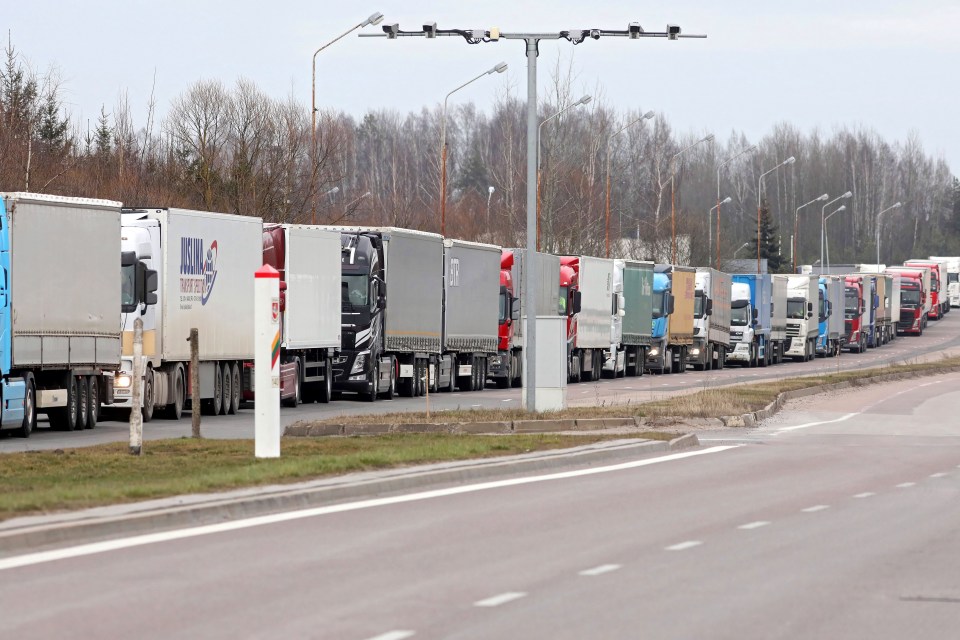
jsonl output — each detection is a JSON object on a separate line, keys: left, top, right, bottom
{"left": 190, "top": 329, "right": 201, "bottom": 437}
{"left": 255, "top": 265, "right": 281, "bottom": 458}
{"left": 128, "top": 317, "right": 144, "bottom": 455}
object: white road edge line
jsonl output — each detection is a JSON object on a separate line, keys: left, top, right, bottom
{"left": 0, "top": 446, "right": 739, "bottom": 572}
{"left": 774, "top": 413, "right": 857, "bottom": 434}
{"left": 474, "top": 592, "right": 526, "bottom": 607}
{"left": 665, "top": 541, "right": 703, "bottom": 551}
{"left": 853, "top": 492, "right": 875, "bottom": 498}
{"left": 366, "top": 632, "right": 415, "bottom": 640}
{"left": 738, "top": 521, "right": 771, "bottom": 530}
{"left": 929, "top": 472, "right": 949, "bottom": 478}
{"left": 896, "top": 482, "right": 916, "bottom": 488}
{"left": 579, "top": 564, "right": 622, "bottom": 577}
{"left": 802, "top": 505, "right": 830, "bottom": 513}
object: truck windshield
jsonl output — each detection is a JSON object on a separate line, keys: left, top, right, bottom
{"left": 949, "top": 273, "right": 959, "bottom": 285}
{"left": 121, "top": 264, "right": 136, "bottom": 309}
{"left": 499, "top": 290, "right": 509, "bottom": 324}
{"left": 844, "top": 288, "right": 859, "bottom": 319}
{"left": 819, "top": 290, "right": 827, "bottom": 323}
{"left": 787, "top": 298, "right": 806, "bottom": 319}
{"left": 652, "top": 291, "right": 668, "bottom": 319}
{"left": 342, "top": 274, "right": 369, "bottom": 310}
{"left": 730, "top": 302, "right": 750, "bottom": 326}
{"left": 901, "top": 286, "right": 920, "bottom": 306}
{"left": 693, "top": 292, "right": 705, "bottom": 318}
{"left": 558, "top": 286, "right": 569, "bottom": 316}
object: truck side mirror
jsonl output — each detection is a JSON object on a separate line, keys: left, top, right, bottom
{"left": 511, "top": 296, "right": 520, "bottom": 321}
{"left": 751, "top": 307, "right": 759, "bottom": 321}
{"left": 826, "top": 300, "right": 832, "bottom": 316}
{"left": 667, "top": 294, "right": 675, "bottom": 315}
{"left": 706, "top": 298, "right": 713, "bottom": 316}
{"left": 807, "top": 301, "right": 813, "bottom": 318}
{"left": 136, "top": 262, "right": 159, "bottom": 308}
{"left": 573, "top": 290, "right": 582, "bottom": 315}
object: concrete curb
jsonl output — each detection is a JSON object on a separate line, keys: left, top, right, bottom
{"left": 720, "top": 364, "right": 960, "bottom": 428}
{"left": 0, "top": 434, "right": 697, "bottom": 558}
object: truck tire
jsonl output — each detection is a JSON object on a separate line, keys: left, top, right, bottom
{"left": 282, "top": 361, "right": 301, "bottom": 408}
{"left": 15, "top": 374, "right": 36, "bottom": 438}
{"left": 381, "top": 357, "right": 396, "bottom": 400}
{"left": 364, "top": 363, "right": 378, "bottom": 402}
{"left": 50, "top": 373, "right": 80, "bottom": 431}
{"left": 142, "top": 370, "right": 155, "bottom": 423}
{"left": 161, "top": 368, "right": 184, "bottom": 420}
{"left": 220, "top": 364, "right": 232, "bottom": 414}
{"left": 77, "top": 376, "right": 90, "bottom": 430}
{"left": 317, "top": 360, "right": 333, "bottom": 404}
{"left": 86, "top": 377, "right": 100, "bottom": 429}
{"left": 201, "top": 363, "right": 223, "bottom": 416}
{"left": 228, "top": 363, "right": 241, "bottom": 414}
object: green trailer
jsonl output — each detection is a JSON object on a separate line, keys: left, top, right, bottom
{"left": 621, "top": 259, "right": 654, "bottom": 376}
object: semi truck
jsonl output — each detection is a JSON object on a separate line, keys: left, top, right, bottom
{"left": 561, "top": 256, "right": 621, "bottom": 382}
{"left": 816, "top": 275, "right": 845, "bottom": 357}
{"left": 690, "top": 268, "right": 731, "bottom": 370}
{"left": 843, "top": 275, "right": 870, "bottom": 353}
{"left": 619, "top": 259, "right": 654, "bottom": 376}
{"left": 646, "top": 265, "right": 695, "bottom": 374}
{"left": 113, "top": 207, "right": 262, "bottom": 420}
{"left": 247, "top": 224, "right": 340, "bottom": 406}
{"left": 728, "top": 273, "right": 780, "bottom": 367}
{"left": 905, "top": 259, "right": 944, "bottom": 319}
{"left": 0, "top": 193, "right": 136, "bottom": 437}
{"left": 928, "top": 256, "right": 959, "bottom": 307}
{"left": 860, "top": 272, "right": 896, "bottom": 346}
{"left": 489, "top": 249, "right": 561, "bottom": 388}
{"left": 601, "top": 259, "right": 627, "bottom": 377}
{"left": 887, "top": 266, "right": 930, "bottom": 335}
{"left": 784, "top": 274, "right": 819, "bottom": 361}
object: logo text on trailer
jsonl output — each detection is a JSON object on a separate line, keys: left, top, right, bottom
{"left": 179, "top": 237, "right": 219, "bottom": 308}
{"left": 449, "top": 258, "right": 461, "bottom": 287}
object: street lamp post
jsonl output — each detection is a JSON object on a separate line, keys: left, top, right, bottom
{"left": 875, "top": 201, "right": 902, "bottom": 267}
{"left": 486, "top": 185, "right": 495, "bottom": 225}
{"left": 363, "top": 21, "right": 705, "bottom": 413}
{"left": 605, "top": 110, "right": 654, "bottom": 257}
{"left": 715, "top": 145, "right": 757, "bottom": 269}
{"left": 312, "top": 12, "right": 384, "bottom": 224}
{"left": 708, "top": 197, "right": 731, "bottom": 264}
{"left": 820, "top": 191, "right": 853, "bottom": 274}
{"left": 793, "top": 193, "right": 828, "bottom": 272}
{"left": 756, "top": 156, "right": 796, "bottom": 273}
{"left": 824, "top": 205, "right": 847, "bottom": 271}
{"left": 440, "top": 61, "right": 508, "bottom": 236}
{"left": 669, "top": 133, "right": 713, "bottom": 264}
{"left": 537, "top": 94, "right": 591, "bottom": 250}
{"left": 733, "top": 241, "right": 751, "bottom": 259}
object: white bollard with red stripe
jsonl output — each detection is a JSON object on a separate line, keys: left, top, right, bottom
{"left": 255, "top": 264, "right": 281, "bottom": 458}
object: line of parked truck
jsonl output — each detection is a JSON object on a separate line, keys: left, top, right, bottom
{"left": 1, "top": 191, "right": 957, "bottom": 439}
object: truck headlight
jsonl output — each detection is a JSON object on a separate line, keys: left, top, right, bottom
{"left": 350, "top": 352, "right": 369, "bottom": 375}
{"left": 648, "top": 348, "right": 659, "bottom": 357}
{"left": 490, "top": 356, "right": 501, "bottom": 366}
{"left": 690, "top": 348, "right": 700, "bottom": 356}
{"left": 115, "top": 374, "right": 132, "bottom": 389}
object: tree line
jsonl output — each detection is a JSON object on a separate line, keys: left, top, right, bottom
{"left": 3, "top": 40, "right": 958, "bottom": 270}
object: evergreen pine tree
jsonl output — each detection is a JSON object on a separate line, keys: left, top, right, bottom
{"left": 752, "top": 199, "right": 784, "bottom": 272}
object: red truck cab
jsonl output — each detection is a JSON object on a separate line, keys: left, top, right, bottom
{"left": 498, "top": 250, "right": 515, "bottom": 352}
{"left": 843, "top": 275, "right": 867, "bottom": 352}
{"left": 905, "top": 260, "right": 943, "bottom": 319}
{"left": 559, "top": 256, "right": 580, "bottom": 351}
{"left": 889, "top": 268, "right": 927, "bottom": 335}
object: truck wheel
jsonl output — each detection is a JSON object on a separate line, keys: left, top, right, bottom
{"left": 141, "top": 370, "right": 155, "bottom": 423}
{"left": 364, "top": 363, "right": 378, "bottom": 402}
{"left": 228, "top": 363, "right": 241, "bottom": 414}
{"left": 220, "top": 364, "right": 232, "bottom": 414}
{"left": 317, "top": 360, "right": 333, "bottom": 404}
{"left": 77, "top": 376, "right": 90, "bottom": 430}
{"left": 50, "top": 373, "right": 79, "bottom": 431}
{"left": 282, "top": 361, "right": 301, "bottom": 408}
{"left": 16, "top": 374, "right": 36, "bottom": 438}
{"left": 86, "top": 377, "right": 100, "bottom": 429}
{"left": 382, "top": 358, "right": 396, "bottom": 400}
{"left": 162, "top": 368, "right": 185, "bottom": 420}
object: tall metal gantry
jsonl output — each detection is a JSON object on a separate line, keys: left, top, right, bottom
{"left": 363, "top": 21, "right": 704, "bottom": 411}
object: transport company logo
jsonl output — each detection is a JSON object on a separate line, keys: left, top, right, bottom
{"left": 180, "top": 237, "right": 219, "bottom": 306}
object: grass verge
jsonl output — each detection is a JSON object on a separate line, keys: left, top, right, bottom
{"left": 0, "top": 433, "right": 671, "bottom": 521}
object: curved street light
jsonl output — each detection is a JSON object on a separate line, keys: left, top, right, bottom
{"left": 875, "top": 201, "right": 902, "bottom": 266}
{"left": 756, "top": 155, "right": 795, "bottom": 273}
{"left": 793, "top": 193, "right": 828, "bottom": 272}
{"left": 669, "top": 133, "right": 714, "bottom": 264}
{"left": 604, "top": 109, "right": 654, "bottom": 257}
{"left": 824, "top": 204, "right": 847, "bottom": 271}
{"left": 733, "top": 241, "right": 751, "bottom": 258}
{"left": 536, "top": 94, "right": 591, "bottom": 250}
{"left": 311, "top": 12, "right": 384, "bottom": 224}
{"left": 820, "top": 191, "right": 853, "bottom": 273}
{"left": 439, "top": 61, "right": 508, "bottom": 236}
{"left": 715, "top": 145, "right": 757, "bottom": 269}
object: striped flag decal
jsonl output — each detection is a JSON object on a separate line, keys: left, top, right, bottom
{"left": 271, "top": 331, "right": 281, "bottom": 369}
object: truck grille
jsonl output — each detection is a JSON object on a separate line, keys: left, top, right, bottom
{"left": 899, "top": 310, "right": 914, "bottom": 325}
{"left": 844, "top": 320, "right": 853, "bottom": 340}
{"left": 786, "top": 322, "right": 800, "bottom": 337}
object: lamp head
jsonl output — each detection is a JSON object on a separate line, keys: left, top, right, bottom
{"left": 817, "top": 193, "right": 829, "bottom": 201}
{"left": 488, "top": 186, "right": 495, "bottom": 194}
{"left": 578, "top": 94, "right": 592, "bottom": 106}
{"left": 836, "top": 205, "right": 846, "bottom": 212}
{"left": 702, "top": 134, "right": 715, "bottom": 143}
{"left": 643, "top": 110, "right": 655, "bottom": 120}
{"left": 893, "top": 201, "right": 902, "bottom": 208}
{"left": 722, "top": 196, "right": 732, "bottom": 204}
{"left": 491, "top": 62, "right": 508, "bottom": 74}
{"left": 365, "top": 12, "right": 385, "bottom": 26}
{"left": 842, "top": 190, "right": 853, "bottom": 198}
{"left": 784, "top": 156, "right": 796, "bottom": 165}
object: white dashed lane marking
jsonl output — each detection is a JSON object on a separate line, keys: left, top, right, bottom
{"left": 474, "top": 592, "right": 527, "bottom": 607}
{"left": 665, "top": 541, "right": 703, "bottom": 551}
{"left": 853, "top": 492, "right": 875, "bottom": 498}
{"left": 802, "top": 505, "right": 830, "bottom": 513}
{"left": 366, "top": 632, "right": 415, "bottom": 640}
{"left": 896, "top": 482, "right": 916, "bottom": 488}
{"left": 738, "top": 521, "right": 771, "bottom": 530}
{"left": 579, "top": 564, "right": 622, "bottom": 577}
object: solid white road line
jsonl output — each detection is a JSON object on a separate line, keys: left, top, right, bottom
{"left": 366, "top": 632, "right": 415, "bottom": 640}
{"left": 501, "top": 399, "right": 512, "bottom": 403}
{"left": 930, "top": 472, "right": 949, "bottom": 478}
{"left": 802, "top": 505, "right": 830, "bottom": 513}
{"left": 665, "top": 541, "right": 703, "bottom": 551}
{"left": 0, "top": 446, "right": 739, "bottom": 572}
{"left": 853, "top": 492, "right": 876, "bottom": 498}
{"left": 579, "top": 564, "right": 622, "bottom": 577}
{"left": 474, "top": 592, "right": 526, "bottom": 607}
{"left": 738, "top": 521, "right": 771, "bottom": 530}
{"left": 775, "top": 413, "right": 857, "bottom": 434}
{"left": 896, "top": 482, "right": 916, "bottom": 488}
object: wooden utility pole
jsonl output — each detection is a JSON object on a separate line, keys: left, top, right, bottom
{"left": 190, "top": 328, "right": 201, "bottom": 438}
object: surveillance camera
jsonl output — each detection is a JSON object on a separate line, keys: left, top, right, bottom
{"left": 589, "top": 29, "right": 600, "bottom": 39}
{"left": 628, "top": 22, "right": 644, "bottom": 39}
{"left": 667, "top": 24, "right": 681, "bottom": 40}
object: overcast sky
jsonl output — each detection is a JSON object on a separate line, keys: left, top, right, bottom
{"left": 6, "top": 1, "right": 957, "bottom": 169}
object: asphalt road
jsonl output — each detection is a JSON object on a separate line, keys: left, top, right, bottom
{"left": 1, "top": 371, "right": 959, "bottom": 639}
{"left": 2, "top": 309, "right": 958, "bottom": 452}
